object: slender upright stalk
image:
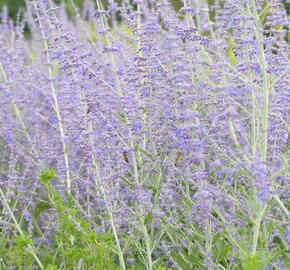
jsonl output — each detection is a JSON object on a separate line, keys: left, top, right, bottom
{"left": 248, "top": 0, "right": 270, "bottom": 164}
{"left": 205, "top": 219, "right": 212, "bottom": 270}
{"left": 142, "top": 224, "right": 153, "bottom": 270}
{"left": 32, "top": 0, "right": 71, "bottom": 192}
{"left": 247, "top": 0, "right": 270, "bottom": 255}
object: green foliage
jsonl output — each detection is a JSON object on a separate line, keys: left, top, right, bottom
{"left": 0, "top": 168, "right": 118, "bottom": 269}
{"left": 39, "top": 170, "right": 119, "bottom": 269}
{"left": 242, "top": 253, "right": 264, "bottom": 270}
{"left": 212, "top": 233, "right": 231, "bottom": 267}
{"left": 0, "top": 231, "right": 36, "bottom": 269}
{"left": 0, "top": 0, "right": 83, "bottom": 21}
{"left": 226, "top": 37, "right": 238, "bottom": 66}
{"left": 0, "top": 0, "right": 25, "bottom": 21}
{"left": 40, "top": 167, "right": 57, "bottom": 185}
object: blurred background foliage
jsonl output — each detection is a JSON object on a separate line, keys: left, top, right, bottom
{"left": 1, "top": 0, "right": 178, "bottom": 21}
{"left": 0, "top": 0, "right": 81, "bottom": 21}
{"left": 0, "top": 0, "right": 289, "bottom": 36}
{"left": 0, "top": 0, "right": 182, "bottom": 21}
{"left": 0, "top": 0, "right": 289, "bottom": 22}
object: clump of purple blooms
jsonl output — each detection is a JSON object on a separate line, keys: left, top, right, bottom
{"left": 0, "top": 0, "right": 289, "bottom": 269}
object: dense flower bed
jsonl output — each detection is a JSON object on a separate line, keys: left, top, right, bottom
{"left": 0, "top": 0, "right": 289, "bottom": 269}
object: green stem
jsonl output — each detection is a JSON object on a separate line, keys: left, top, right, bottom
{"left": 273, "top": 195, "right": 289, "bottom": 218}
{"left": 248, "top": 0, "right": 269, "bottom": 164}
{"left": 142, "top": 224, "right": 153, "bottom": 270}
{"left": 248, "top": 0, "right": 270, "bottom": 255}
{"left": 228, "top": 118, "right": 250, "bottom": 163}
{"left": 205, "top": 219, "right": 212, "bottom": 270}
{"left": 252, "top": 204, "right": 266, "bottom": 254}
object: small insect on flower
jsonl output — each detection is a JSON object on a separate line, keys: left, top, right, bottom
{"left": 86, "top": 105, "right": 92, "bottom": 114}
{"left": 174, "top": 152, "right": 182, "bottom": 166}
{"left": 123, "top": 151, "right": 129, "bottom": 163}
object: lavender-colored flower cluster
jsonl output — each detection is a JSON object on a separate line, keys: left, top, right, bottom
{"left": 0, "top": 0, "right": 289, "bottom": 269}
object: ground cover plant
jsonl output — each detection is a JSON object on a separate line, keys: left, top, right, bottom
{"left": 0, "top": 0, "right": 289, "bottom": 269}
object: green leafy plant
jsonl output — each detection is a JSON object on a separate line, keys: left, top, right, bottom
{"left": 39, "top": 168, "right": 119, "bottom": 269}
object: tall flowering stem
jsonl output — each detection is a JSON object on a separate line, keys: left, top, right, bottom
{"left": 32, "top": 0, "right": 71, "bottom": 192}
{"left": 247, "top": 0, "right": 270, "bottom": 256}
